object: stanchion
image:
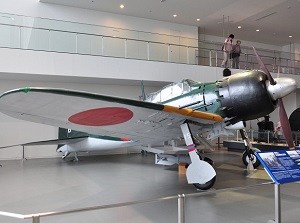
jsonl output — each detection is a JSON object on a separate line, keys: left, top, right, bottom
{"left": 178, "top": 194, "right": 185, "bottom": 223}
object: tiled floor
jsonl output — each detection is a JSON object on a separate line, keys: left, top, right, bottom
{"left": 0, "top": 149, "right": 299, "bottom": 223}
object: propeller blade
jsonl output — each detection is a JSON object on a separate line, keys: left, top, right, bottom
{"left": 253, "top": 47, "right": 276, "bottom": 85}
{"left": 278, "top": 98, "right": 294, "bottom": 149}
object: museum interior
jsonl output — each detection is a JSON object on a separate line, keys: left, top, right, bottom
{"left": 1, "top": 0, "right": 300, "bottom": 222}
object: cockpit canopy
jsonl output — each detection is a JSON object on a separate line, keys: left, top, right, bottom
{"left": 145, "top": 79, "right": 200, "bottom": 103}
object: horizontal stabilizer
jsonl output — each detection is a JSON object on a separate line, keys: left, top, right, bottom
{"left": 0, "top": 137, "right": 88, "bottom": 150}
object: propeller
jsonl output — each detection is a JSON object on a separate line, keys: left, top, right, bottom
{"left": 278, "top": 99, "right": 294, "bottom": 148}
{"left": 253, "top": 47, "right": 295, "bottom": 149}
{"left": 253, "top": 47, "right": 276, "bottom": 85}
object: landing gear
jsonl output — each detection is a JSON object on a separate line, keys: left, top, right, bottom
{"left": 242, "top": 150, "right": 260, "bottom": 169}
{"left": 180, "top": 123, "right": 216, "bottom": 190}
{"left": 239, "top": 129, "right": 261, "bottom": 168}
{"left": 191, "top": 153, "right": 216, "bottom": 190}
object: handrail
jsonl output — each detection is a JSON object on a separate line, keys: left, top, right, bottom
{"left": 197, "top": 48, "right": 299, "bottom": 74}
{"left": 0, "top": 22, "right": 198, "bottom": 48}
{"left": 0, "top": 182, "right": 273, "bottom": 222}
{"left": 228, "top": 129, "right": 290, "bottom": 145}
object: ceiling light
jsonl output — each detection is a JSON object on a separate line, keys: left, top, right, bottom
{"left": 120, "top": 4, "right": 124, "bottom": 8}
{"left": 289, "top": 35, "right": 293, "bottom": 38}
{"left": 173, "top": 14, "right": 177, "bottom": 17}
{"left": 256, "top": 29, "right": 260, "bottom": 32}
{"left": 197, "top": 18, "right": 200, "bottom": 21}
{"left": 238, "top": 26, "right": 242, "bottom": 29}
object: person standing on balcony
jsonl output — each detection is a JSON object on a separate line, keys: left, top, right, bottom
{"left": 231, "top": 40, "right": 242, "bottom": 69}
{"left": 221, "top": 34, "right": 234, "bottom": 68}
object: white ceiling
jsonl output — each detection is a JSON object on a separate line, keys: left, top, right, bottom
{"left": 40, "top": 0, "right": 300, "bottom": 46}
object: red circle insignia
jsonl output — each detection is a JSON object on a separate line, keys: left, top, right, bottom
{"left": 68, "top": 107, "right": 133, "bottom": 126}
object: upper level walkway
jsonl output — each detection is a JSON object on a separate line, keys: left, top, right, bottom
{"left": 0, "top": 11, "right": 299, "bottom": 77}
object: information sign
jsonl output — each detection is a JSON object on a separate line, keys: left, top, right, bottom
{"left": 255, "top": 149, "right": 300, "bottom": 184}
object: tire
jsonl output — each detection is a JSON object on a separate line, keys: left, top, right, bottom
{"left": 193, "top": 176, "right": 216, "bottom": 190}
{"left": 242, "top": 150, "right": 261, "bottom": 168}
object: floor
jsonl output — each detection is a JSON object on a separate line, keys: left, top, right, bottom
{"left": 0, "top": 148, "right": 300, "bottom": 223}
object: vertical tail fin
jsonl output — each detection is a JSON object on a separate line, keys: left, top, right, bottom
{"left": 57, "top": 128, "right": 89, "bottom": 150}
{"left": 58, "top": 128, "right": 89, "bottom": 139}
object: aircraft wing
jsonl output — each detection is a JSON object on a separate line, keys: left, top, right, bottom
{"left": 0, "top": 88, "right": 223, "bottom": 145}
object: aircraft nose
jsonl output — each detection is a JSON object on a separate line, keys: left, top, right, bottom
{"left": 266, "top": 77, "right": 297, "bottom": 100}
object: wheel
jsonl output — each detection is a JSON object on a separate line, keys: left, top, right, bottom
{"left": 242, "top": 150, "right": 261, "bottom": 168}
{"left": 193, "top": 176, "right": 216, "bottom": 190}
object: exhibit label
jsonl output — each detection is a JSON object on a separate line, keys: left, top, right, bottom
{"left": 255, "top": 149, "right": 300, "bottom": 184}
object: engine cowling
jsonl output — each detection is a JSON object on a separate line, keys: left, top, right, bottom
{"left": 218, "top": 70, "right": 276, "bottom": 124}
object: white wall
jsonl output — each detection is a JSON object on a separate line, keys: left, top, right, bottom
{"left": 0, "top": 0, "right": 197, "bottom": 39}
{"left": 282, "top": 43, "right": 300, "bottom": 61}
{"left": 0, "top": 48, "right": 224, "bottom": 84}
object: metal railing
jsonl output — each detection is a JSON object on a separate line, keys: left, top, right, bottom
{"left": 0, "top": 182, "right": 273, "bottom": 223}
{"left": 224, "top": 130, "right": 290, "bottom": 145}
{"left": 196, "top": 46, "right": 300, "bottom": 75}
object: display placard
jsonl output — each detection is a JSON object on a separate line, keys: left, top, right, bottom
{"left": 255, "top": 149, "right": 300, "bottom": 184}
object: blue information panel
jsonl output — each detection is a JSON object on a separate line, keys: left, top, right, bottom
{"left": 255, "top": 149, "right": 300, "bottom": 184}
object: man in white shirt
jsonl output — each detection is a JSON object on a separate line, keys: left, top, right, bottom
{"left": 221, "top": 34, "right": 234, "bottom": 68}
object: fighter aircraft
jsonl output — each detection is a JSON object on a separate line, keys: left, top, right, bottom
{"left": 0, "top": 48, "right": 297, "bottom": 190}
